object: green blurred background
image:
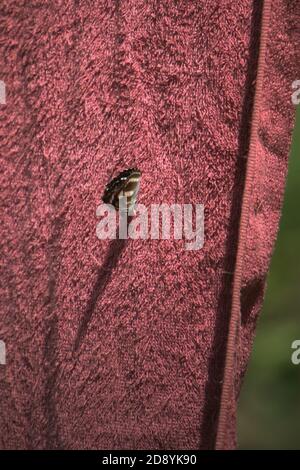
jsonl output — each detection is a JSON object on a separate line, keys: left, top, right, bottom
{"left": 238, "top": 106, "right": 300, "bottom": 449}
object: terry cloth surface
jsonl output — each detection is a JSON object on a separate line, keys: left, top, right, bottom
{"left": 0, "top": 0, "right": 299, "bottom": 450}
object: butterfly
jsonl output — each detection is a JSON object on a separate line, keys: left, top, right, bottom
{"left": 102, "top": 168, "right": 141, "bottom": 215}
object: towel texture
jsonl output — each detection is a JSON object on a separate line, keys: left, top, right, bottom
{"left": 0, "top": 0, "right": 298, "bottom": 449}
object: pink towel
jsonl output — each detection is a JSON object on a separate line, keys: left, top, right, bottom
{"left": 0, "top": 0, "right": 298, "bottom": 449}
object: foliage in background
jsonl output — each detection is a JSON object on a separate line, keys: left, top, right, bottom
{"left": 238, "top": 106, "right": 300, "bottom": 449}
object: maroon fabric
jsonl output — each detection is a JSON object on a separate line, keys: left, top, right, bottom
{"left": 0, "top": 1, "right": 298, "bottom": 449}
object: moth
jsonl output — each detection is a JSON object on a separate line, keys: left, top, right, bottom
{"left": 102, "top": 168, "right": 141, "bottom": 215}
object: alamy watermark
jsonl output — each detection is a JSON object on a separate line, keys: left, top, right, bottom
{"left": 291, "top": 80, "right": 300, "bottom": 105}
{"left": 0, "top": 340, "right": 6, "bottom": 365}
{"left": 0, "top": 80, "right": 6, "bottom": 104}
{"left": 96, "top": 197, "right": 204, "bottom": 251}
{"left": 291, "top": 340, "right": 300, "bottom": 365}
